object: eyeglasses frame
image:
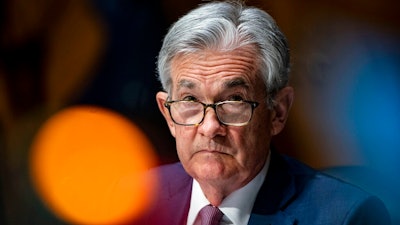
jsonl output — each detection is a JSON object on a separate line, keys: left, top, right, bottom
{"left": 164, "top": 99, "right": 259, "bottom": 126}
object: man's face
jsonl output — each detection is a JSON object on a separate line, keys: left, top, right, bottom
{"left": 157, "top": 47, "right": 281, "bottom": 193}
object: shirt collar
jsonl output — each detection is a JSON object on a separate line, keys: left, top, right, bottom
{"left": 187, "top": 150, "right": 270, "bottom": 225}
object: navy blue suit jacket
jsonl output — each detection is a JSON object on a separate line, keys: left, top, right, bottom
{"left": 133, "top": 151, "right": 390, "bottom": 225}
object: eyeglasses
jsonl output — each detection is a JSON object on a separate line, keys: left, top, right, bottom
{"left": 164, "top": 100, "right": 259, "bottom": 126}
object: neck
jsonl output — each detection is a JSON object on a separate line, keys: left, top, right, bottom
{"left": 197, "top": 174, "right": 253, "bottom": 206}
{"left": 198, "top": 182, "right": 230, "bottom": 206}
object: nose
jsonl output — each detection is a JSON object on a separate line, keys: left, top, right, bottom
{"left": 197, "top": 108, "right": 226, "bottom": 138}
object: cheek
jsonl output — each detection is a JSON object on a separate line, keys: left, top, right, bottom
{"left": 237, "top": 121, "right": 271, "bottom": 157}
{"left": 174, "top": 128, "right": 196, "bottom": 158}
{"left": 253, "top": 107, "right": 273, "bottom": 137}
{"left": 252, "top": 122, "right": 271, "bottom": 148}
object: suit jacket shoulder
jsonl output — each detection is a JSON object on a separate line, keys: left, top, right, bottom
{"left": 131, "top": 163, "right": 192, "bottom": 225}
{"left": 250, "top": 151, "right": 391, "bottom": 225}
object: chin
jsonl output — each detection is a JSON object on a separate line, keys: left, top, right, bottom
{"left": 196, "top": 162, "right": 232, "bottom": 179}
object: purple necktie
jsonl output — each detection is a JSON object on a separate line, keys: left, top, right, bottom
{"left": 199, "top": 205, "right": 223, "bottom": 225}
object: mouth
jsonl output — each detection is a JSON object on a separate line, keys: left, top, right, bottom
{"left": 197, "top": 149, "right": 228, "bottom": 155}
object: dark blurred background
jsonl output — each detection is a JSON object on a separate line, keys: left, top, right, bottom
{"left": 1, "top": 0, "right": 399, "bottom": 224}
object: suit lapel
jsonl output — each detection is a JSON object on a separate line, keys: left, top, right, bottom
{"left": 164, "top": 163, "right": 192, "bottom": 225}
{"left": 248, "top": 211, "right": 296, "bottom": 225}
{"left": 145, "top": 163, "right": 192, "bottom": 225}
{"left": 252, "top": 150, "right": 297, "bottom": 214}
{"left": 249, "top": 150, "right": 307, "bottom": 225}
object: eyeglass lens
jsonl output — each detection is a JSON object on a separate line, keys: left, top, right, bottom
{"left": 169, "top": 101, "right": 253, "bottom": 126}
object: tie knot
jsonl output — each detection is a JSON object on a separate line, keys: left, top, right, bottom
{"left": 199, "top": 205, "right": 223, "bottom": 225}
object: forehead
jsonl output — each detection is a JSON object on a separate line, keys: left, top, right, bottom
{"left": 170, "top": 47, "right": 261, "bottom": 92}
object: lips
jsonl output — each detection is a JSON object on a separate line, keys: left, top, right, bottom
{"left": 197, "top": 149, "right": 217, "bottom": 153}
{"left": 194, "top": 140, "right": 231, "bottom": 155}
{"left": 197, "top": 149, "right": 229, "bottom": 155}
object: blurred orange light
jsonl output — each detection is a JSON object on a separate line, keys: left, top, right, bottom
{"left": 30, "top": 105, "right": 159, "bottom": 225}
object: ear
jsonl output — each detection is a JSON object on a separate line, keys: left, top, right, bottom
{"left": 270, "top": 86, "right": 294, "bottom": 136}
{"left": 156, "top": 91, "right": 176, "bottom": 137}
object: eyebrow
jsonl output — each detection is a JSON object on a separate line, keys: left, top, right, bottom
{"left": 177, "top": 79, "right": 196, "bottom": 90}
{"left": 223, "top": 77, "right": 249, "bottom": 90}
{"left": 176, "top": 77, "right": 249, "bottom": 91}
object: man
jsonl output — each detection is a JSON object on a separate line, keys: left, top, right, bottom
{"left": 134, "top": 1, "right": 391, "bottom": 224}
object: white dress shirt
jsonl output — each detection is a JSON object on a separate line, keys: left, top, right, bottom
{"left": 186, "top": 151, "right": 270, "bottom": 225}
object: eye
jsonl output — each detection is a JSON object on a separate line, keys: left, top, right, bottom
{"left": 227, "top": 95, "right": 244, "bottom": 101}
{"left": 181, "top": 95, "right": 197, "bottom": 101}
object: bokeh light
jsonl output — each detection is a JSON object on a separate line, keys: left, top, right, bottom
{"left": 29, "top": 105, "right": 159, "bottom": 225}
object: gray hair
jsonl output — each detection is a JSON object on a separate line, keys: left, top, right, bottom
{"left": 157, "top": 1, "right": 290, "bottom": 107}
